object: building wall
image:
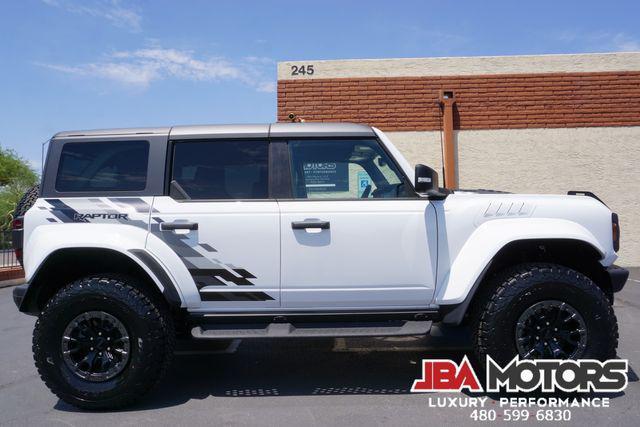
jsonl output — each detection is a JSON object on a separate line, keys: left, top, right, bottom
{"left": 277, "top": 53, "right": 640, "bottom": 266}
{"left": 278, "top": 52, "right": 640, "bottom": 79}
{"left": 388, "top": 127, "right": 640, "bottom": 266}
{"left": 277, "top": 72, "right": 640, "bottom": 131}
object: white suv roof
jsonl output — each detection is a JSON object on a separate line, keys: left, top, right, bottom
{"left": 53, "top": 122, "right": 375, "bottom": 139}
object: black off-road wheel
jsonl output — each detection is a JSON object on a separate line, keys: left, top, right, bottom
{"left": 472, "top": 263, "right": 618, "bottom": 366}
{"left": 33, "top": 276, "right": 175, "bottom": 409}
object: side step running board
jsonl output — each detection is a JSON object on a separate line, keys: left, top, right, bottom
{"left": 191, "top": 320, "right": 432, "bottom": 339}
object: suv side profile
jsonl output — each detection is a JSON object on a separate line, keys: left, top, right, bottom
{"left": 12, "top": 123, "right": 628, "bottom": 409}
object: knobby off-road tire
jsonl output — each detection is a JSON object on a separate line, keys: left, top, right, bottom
{"left": 472, "top": 263, "right": 618, "bottom": 367}
{"left": 13, "top": 184, "right": 40, "bottom": 218}
{"left": 33, "top": 276, "right": 175, "bottom": 409}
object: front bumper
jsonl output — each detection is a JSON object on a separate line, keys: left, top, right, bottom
{"left": 606, "top": 265, "right": 629, "bottom": 293}
{"left": 12, "top": 284, "right": 28, "bottom": 310}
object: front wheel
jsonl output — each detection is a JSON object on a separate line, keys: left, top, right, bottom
{"left": 472, "top": 263, "right": 618, "bottom": 366}
{"left": 33, "top": 276, "right": 175, "bottom": 409}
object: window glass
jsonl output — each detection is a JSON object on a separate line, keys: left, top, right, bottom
{"left": 288, "top": 139, "right": 409, "bottom": 199}
{"left": 56, "top": 141, "right": 149, "bottom": 192}
{"left": 171, "top": 140, "right": 269, "bottom": 200}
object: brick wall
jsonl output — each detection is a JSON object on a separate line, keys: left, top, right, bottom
{"left": 277, "top": 71, "right": 640, "bottom": 131}
{"left": 0, "top": 267, "right": 24, "bottom": 282}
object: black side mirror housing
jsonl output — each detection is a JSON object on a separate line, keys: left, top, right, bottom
{"left": 415, "top": 164, "right": 438, "bottom": 193}
{"left": 414, "top": 164, "right": 448, "bottom": 199}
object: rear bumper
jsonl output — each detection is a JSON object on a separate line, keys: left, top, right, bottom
{"left": 606, "top": 265, "right": 629, "bottom": 293}
{"left": 12, "top": 284, "right": 28, "bottom": 310}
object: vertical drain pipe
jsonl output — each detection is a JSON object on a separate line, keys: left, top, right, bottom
{"left": 439, "top": 90, "right": 458, "bottom": 190}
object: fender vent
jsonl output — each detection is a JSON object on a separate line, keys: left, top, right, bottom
{"left": 483, "top": 202, "right": 533, "bottom": 218}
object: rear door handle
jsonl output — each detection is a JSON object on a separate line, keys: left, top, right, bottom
{"left": 291, "top": 220, "right": 330, "bottom": 230}
{"left": 160, "top": 221, "right": 199, "bottom": 231}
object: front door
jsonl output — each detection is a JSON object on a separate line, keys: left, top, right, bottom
{"left": 279, "top": 138, "right": 438, "bottom": 310}
{"left": 147, "top": 138, "right": 280, "bottom": 310}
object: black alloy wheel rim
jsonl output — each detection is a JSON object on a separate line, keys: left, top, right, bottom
{"left": 61, "top": 311, "right": 131, "bottom": 382}
{"left": 515, "top": 300, "right": 588, "bottom": 359}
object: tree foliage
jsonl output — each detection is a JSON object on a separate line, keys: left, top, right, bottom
{"left": 0, "top": 147, "right": 38, "bottom": 230}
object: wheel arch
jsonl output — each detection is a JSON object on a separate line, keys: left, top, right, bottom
{"left": 440, "top": 238, "right": 612, "bottom": 325}
{"left": 19, "top": 247, "right": 183, "bottom": 315}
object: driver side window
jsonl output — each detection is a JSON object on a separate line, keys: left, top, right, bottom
{"left": 288, "top": 139, "right": 410, "bottom": 199}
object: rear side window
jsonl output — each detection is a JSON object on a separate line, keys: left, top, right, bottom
{"left": 56, "top": 141, "right": 149, "bottom": 192}
{"left": 171, "top": 140, "right": 269, "bottom": 200}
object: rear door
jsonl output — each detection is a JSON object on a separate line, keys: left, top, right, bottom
{"left": 147, "top": 136, "right": 280, "bottom": 310}
{"left": 278, "top": 138, "right": 438, "bottom": 310}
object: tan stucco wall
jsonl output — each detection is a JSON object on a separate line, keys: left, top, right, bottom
{"left": 387, "top": 127, "right": 640, "bottom": 266}
{"left": 279, "top": 52, "right": 640, "bottom": 80}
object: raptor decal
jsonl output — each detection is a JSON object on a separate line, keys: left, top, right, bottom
{"left": 39, "top": 198, "right": 271, "bottom": 302}
{"left": 42, "top": 198, "right": 148, "bottom": 230}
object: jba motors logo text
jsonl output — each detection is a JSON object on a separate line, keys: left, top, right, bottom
{"left": 411, "top": 356, "right": 628, "bottom": 393}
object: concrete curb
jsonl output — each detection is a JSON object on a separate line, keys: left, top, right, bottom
{"left": 0, "top": 278, "right": 25, "bottom": 289}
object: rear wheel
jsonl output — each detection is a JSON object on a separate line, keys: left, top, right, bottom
{"left": 472, "top": 263, "right": 617, "bottom": 366}
{"left": 33, "top": 275, "right": 175, "bottom": 409}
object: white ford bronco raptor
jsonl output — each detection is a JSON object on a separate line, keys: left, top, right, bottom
{"left": 12, "top": 122, "right": 628, "bottom": 408}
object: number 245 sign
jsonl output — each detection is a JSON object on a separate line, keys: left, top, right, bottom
{"left": 291, "top": 64, "right": 314, "bottom": 76}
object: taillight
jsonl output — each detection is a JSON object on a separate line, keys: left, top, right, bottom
{"left": 11, "top": 217, "right": 24, "bottom": 265}
{"left": 612, "top": 213, "right": 620, "bottom": 252}
{"left": 12, "top": 217, "right": 23, "bottom": 230}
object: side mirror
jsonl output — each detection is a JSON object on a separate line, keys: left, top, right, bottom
{"left": 414, "top": 164, "right": 448, "bottom": 199}
{"left": 415, "top": 164, "right": 438, "bottom": 193}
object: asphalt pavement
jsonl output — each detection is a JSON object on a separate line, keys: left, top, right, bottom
{"left": 1, "top": 269, "right": 639, "bottom": 426}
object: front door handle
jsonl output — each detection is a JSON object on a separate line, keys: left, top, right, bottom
{"left": 291, "top": 220, "right": 330, "bottom": 230}
{"left": 160, "top": 221, "right": 199, "bottom": 231}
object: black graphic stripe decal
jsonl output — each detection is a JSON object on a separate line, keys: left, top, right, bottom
{"left": 188, "top": 268, "right": 256, "bottom": 286}
{"left": 199, "top": 291, "right": 275, "bottom": 301}
{"left": 109, "top": 197, "right": 159, "bottom": 213}
{"left": 149, "top": 214, "right": 267, "bottom": 302}
{"left": 43, "top": 198, "right": 150, "bottom": 230}
{"left": 44, "top": 198, "right": 88, "bottom": 223}
{"left": 193, "top": 275, "right": 228, "bottom": 289}
{"left": 199, "top": 243, "right": 217, "bottom": 253}
{"left": 41, "top": 198, "right": 269, "bottom": 302}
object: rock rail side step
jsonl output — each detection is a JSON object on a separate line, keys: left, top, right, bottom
{"left": 191, "top": 320, "right": 432, "bottom": 339}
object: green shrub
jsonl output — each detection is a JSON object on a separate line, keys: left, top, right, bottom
{"left": 0, "top": 147, "right": 38, "bottom": 231}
